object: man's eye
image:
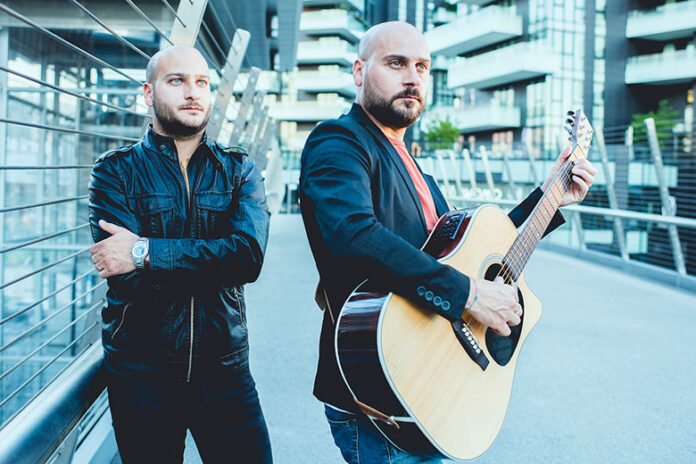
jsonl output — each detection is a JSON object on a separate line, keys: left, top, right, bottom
{"left": 417, "top": 63, "right": 428, "bottom": 71}
{"left": 197, "top": 80, "right": 208, "bottom": 86}
{"left": 170, "top": 78, "right": 181, "bottom": 84}
{"left": 390, "top": 60, "right": 403, "bottom": 67}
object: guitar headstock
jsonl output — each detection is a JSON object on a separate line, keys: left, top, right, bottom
{"left": 564, "top": 108, "right": 594, "bottom": 159}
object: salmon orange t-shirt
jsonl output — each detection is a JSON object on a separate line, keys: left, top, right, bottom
{"left": 387, "top": 137, "right": 439, "bottom": 232}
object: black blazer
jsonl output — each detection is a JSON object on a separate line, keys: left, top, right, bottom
{"left": 299, "top": 104, "right": 563, "bottom": 411}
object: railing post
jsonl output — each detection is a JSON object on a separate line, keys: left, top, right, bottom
{"left": 169, "top": 0, "right": 209, "bottom": 46}
{"left": 0, "top": 27, "right": 8, "bottom": 416}
{"left": 462, "top": 148, "right": 477, "bottom": 190}
{"left": 251, "top": 118, "right": 276, "bottom": 171}
{"left": 523, "top": 134, "right": 540, "bottom": 185}
{"left": 478, "top": 145, "right": 495, "bottom": 192}
{"left": 206, "top": 29, "right": 251, "bottom": 140}
{"left": 571, "top": 212, "right": 587, "bottom": 251}
{"left": 644, "top": 117, "right": 686, "bottom": 275}
{"left": 435, "top": 150, "right": 453, "bottom": 196}
{"left": 228, "top": 68, "right": 260, "bottom": 146}
{"left": 448, "top": 150, "right": 464, "bottom": 196}
{"left": 241, "top": 91, "right": 267, "bottom": 147}
{"left": 501, "top": 147, "right": 518, "bottom": 198}
{"left": 595, "top": 128, "right": 629, "bottom": 261}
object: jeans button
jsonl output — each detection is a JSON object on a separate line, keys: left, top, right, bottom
{"left": 424, "top": 291, "right": 433, "bottom": 301}
{"left": 416, "top": 285, "right": 426, "bottom": 296}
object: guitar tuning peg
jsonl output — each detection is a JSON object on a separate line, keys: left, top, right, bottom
{"left": 567, "top": 110, "right": 575, "bottom": 116}
{"left": 566, "top": 118, "right": 574, "bottom": 125}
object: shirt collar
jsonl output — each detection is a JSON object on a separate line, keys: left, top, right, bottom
{"left": 143, "top": 125, "right": 223, "bottom": 169}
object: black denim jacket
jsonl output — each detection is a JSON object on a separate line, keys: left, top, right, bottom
{"left": 89, "top": 126, "right": 270, "bottom": 381}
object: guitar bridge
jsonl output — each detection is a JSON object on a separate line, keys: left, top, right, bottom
{"left": 451, "top": 320, "right": 489, "bottom": 371}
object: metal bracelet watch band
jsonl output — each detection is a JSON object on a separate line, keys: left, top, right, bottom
{"left": 131, "top": 237, "right": 149, "bottom": 270}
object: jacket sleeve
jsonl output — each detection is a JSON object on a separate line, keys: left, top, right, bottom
{"left": 508, "top": 187, "right": 565, "bottom": 236}
{"left": 300, "top": 125, "right": 471, "bottom": 321}
{"left": 89, "top": 155, "right": 161, "bottom": 299}
{"left": 147, "top": 156, "right": 270, "bottom": 288}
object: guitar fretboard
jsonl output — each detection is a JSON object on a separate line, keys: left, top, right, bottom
{"left": 502, "top": 148, "right": 581, "bottom": 281}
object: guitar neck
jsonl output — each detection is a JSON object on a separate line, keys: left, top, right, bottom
{"left": 503, "top": 146, "right": 582, "bottom": 280}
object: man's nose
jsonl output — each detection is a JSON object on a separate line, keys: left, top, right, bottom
{"left": 403, "top": 65, "right": 421, "bottom": 87}
{"left": 184, "top": 81, "right": 201, "bottom": 100}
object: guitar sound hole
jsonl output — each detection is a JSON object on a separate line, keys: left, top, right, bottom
{"left": 483, "top": 263, "right": 524, "bottom": 366}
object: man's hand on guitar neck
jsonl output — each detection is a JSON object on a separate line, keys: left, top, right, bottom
{"left": 542, "top": 146, "right": 597, "bottom": 207}
{"left": 466, "top": 277, "right": 521, "bottom": 337}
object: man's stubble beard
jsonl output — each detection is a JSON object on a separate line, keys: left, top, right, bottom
{"left": 152, "top": 91, "right": 211, "bottom": 138}
{"left": 361, "top": 76, "right": 424, "bottom": 129}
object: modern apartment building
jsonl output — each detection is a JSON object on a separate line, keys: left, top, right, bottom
{"left": 266, "top": 0, "right": 430, "bottom": 153}
{"left": 422, "top": 0, "right": 608, "bottom": 156}
{"left": 422, "top": 0, "right": 696, "bottom": 155}
{"left": 263, "top": 0, "right": 363, "bottom": 153}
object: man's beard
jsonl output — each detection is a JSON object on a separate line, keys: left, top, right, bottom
{"left": 362, "top": 82, "right": 424, "bottom": 129}
{"left": 153, "top": 95, "right": 210, "bottom": 137}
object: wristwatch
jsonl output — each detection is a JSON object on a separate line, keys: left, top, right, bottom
{"left": 131, "top": 237, "right": 149, "bottom": 270}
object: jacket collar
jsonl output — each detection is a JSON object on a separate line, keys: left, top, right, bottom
{"left": 347, "top": 104, "right": 428, "bottom": 234}
{"left": 142, "top": 125, "right": 223, "bottom": 170}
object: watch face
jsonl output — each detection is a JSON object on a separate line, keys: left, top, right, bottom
{"left": 132, "top": 242, "right": 147, "bottom": 258}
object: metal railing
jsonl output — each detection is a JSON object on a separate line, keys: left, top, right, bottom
{"left": 421, "top": 118, "right": 696, "bottom": 290}
{"left": 0, "top": 1, "right": 280, "bottom": 462}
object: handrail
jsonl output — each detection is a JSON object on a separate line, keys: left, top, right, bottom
{"left": 449, "top": 196, "right": 696, "bottom": 229}
{"left": 0, "top": 345, "right": 105, "bottom": 464}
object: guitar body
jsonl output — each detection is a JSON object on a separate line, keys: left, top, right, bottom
{"left": 336, "top": 204, "right": 543, "bottom": 461}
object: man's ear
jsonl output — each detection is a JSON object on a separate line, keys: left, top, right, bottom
{"left": 143, "top": 82, "right": 154, "bottom": 108}
{"left": 353, "top": 59, "right": 364, "bottom": 87}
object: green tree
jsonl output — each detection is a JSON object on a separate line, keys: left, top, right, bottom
{"left": 630, "top": 99, "right": 679, "bottom": 147}
{"left": 423, "top": 117, "right": 459, "bottom": 150}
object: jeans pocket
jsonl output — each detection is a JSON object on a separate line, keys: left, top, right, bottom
{"left": 325, "top": 406, "right": 359, "bottom": 464}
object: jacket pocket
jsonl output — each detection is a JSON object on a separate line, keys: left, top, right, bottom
{"left": 196, "top": 190, "right": 233, "bottom": 237}
{"left": 131, "top": 193, "right": 174, "bottom": 237}
{"left": 232, "top": 286, "right": 246, "bottom": 330}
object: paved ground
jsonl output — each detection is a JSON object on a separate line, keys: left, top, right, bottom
{"left": 185, "top": 214, "right": 696, "bottom": 464}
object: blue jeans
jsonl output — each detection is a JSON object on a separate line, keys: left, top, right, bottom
{"left": 107, "top": 357, "right": 272, "bottom": 464}
{"left": 325, "top": 405, "right": 442, "bottom": 464}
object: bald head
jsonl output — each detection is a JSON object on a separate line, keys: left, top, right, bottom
{"left": 358, "top": 21, "right": 428, "bottom": 62}
{"left": 146, "top": 46, "right": 208, "bottom": 84}
{"left": 143, "top": 45, "right": 212, "bottom": 139}
{"left": 353, "top": 21, "right": 430, "bottom": 133}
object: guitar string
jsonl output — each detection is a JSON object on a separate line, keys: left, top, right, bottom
{"left": 506, "top": 157, "right": 575, "bottom": 279}
{"left": 504, "top": 161, "right": 573, "bottom": 280}
{"left": 493, "top": 154, "right": 577, "bottom": 284}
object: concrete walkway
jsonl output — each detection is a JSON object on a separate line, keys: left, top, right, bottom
{"left": 185, "top": 214, "right": 696, "bottom": 464}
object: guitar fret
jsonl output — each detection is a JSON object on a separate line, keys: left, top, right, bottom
{"left": 505, "top": 152, "right": 579, "bottom": 280}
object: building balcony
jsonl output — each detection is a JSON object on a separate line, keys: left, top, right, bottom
{"left": 297, "top": 38, "right": 358, "bottom": 66}
{"left": 269, "top": 96, "right": 351, "bottom": 122}
{"left": 447, "top": 41, "right": 558, "bottom": 89}
{"left": 625, "top": 46, "right": 696, "bottom": 85}
{"left": 431, "top": 8, "right": 458, "bottom": 26}
{"left": 626, "top": 0, "right": 696, "bottom": 41}
{"left": 421, "top": 103, "right": 521, "bottom": 134}
{"left": 425, "top": 6, "right": 522, "bottom": 57}
{"left": 294, "top": 68, "right": 356, "bottom": 98}
{"left": 303, "top": 0, "right": 363, "bottom": 12}
{"left": 457, "top": 0, "right": 495, "bottom": 5}
{"left": 300, "top": 9, "right": 364, "bottom": 43}
{"left": 233, "top": 71, "right": 281, "bottom": 94}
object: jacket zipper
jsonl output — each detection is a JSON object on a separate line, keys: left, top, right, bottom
{"left": 180, "top": 155, "right": 196, "bottom": 382}
{"left": 111, "top": 302, "right": 131, "bottom": 339}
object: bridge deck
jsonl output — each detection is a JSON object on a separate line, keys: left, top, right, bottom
{"left": 181, "top": 214, "right": 696, "bottom": 464}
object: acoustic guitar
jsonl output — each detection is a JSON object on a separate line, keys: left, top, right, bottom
{"left": 335, "top": 109, "right": 594, "bottom": 460}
